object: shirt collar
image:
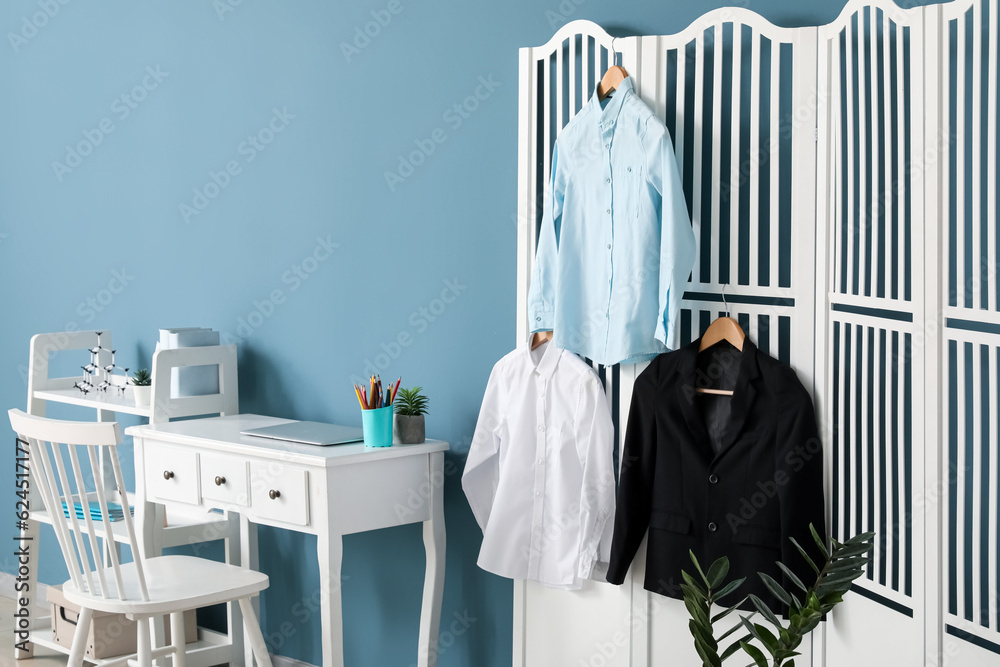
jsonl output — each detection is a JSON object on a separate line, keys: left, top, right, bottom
{"left": 589, "top": 75, "right": 633, "bottom": 130}
{"left": 524, "top": 335, "right": 562, "bottom": 379}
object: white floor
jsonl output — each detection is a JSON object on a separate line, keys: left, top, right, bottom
{"left": 0, "top": 595, "right": 66, "bottom": 667}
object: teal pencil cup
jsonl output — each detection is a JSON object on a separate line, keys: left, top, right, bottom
{"left": 361, "top": 406, "right": 394, "bottom": 447}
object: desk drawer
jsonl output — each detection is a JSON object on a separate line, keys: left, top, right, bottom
{"left": 145, "top": 445, "right": 199, "bottom": 505}
{"left": 249, "top": 461, "right": 309, "bottom": 526}
{"left": 200, "top": 454, "right": 249, "bottom": 506}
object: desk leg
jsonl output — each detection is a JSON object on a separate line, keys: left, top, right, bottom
{"left": 417, "top": 451, "right": 446, "bottom": 667}
{"left": 227, "top": 511, "right": 246, "bottom": 666}
{"left": 14, "top": 518, "right": 38, "bottom": 660}
{"left": 318, "top": 529, "right": 344, "bottom": 667}
{"left": 240, "top": 514, "right": 260, "bottom": 667}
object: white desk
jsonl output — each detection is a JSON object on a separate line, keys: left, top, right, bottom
{"left": 126, "top": 414, "right": 449, "bottom": 667}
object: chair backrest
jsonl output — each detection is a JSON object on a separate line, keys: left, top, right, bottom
{"left": 8, "top": 409, "right": 148, "bottom": 603}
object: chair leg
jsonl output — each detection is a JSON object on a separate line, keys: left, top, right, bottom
{"left": 238, "top": 598, "right": 273, "bottom": 667}
{"left": 137, "top": 617, "right": 151, "bottom": 666}
{"left": 67, "top": 607, "right": 93, "bottom": 667}
{"left": 170, "top": 612, "right": 187, "bottom": 667}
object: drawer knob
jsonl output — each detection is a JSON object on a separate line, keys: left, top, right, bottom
{"left": 268, "top": 489, "right": 281, "bottom": 500}
{"left": 215, "top": 476, "right": 226, "bottom": 486}
{"left": 163, "top": 470, "right": 174, "bottom": 480}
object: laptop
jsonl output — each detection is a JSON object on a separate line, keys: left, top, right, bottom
{"left": 241, "top": 421, "right": 364, "bottom": 446}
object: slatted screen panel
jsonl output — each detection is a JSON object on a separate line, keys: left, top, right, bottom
{"left": 515, "top": 23, "right": 642, "bottom": 667}
{"left": 939, "top": 0, "right": 1000, "bottom": 657}
{"left": 651, "top": 14, "right": 815, "bottom": 377}
{"left": 818, "top": 1, "right": 925, "bottom": 630}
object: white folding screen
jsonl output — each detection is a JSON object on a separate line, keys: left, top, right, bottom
{"left": 515, "top": 1, "right": 1000, "bottom": 665}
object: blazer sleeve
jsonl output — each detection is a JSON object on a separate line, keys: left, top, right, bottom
{"left": 775, "top": 368, "right": 828, "bottom": 593}
{"left": 462, "top": 360, "right": 506, "bottom": 531}
{"left": 606, "top": 362, "right": 660, "bottom": 585}
{"left": 575, "top": 371, "right": 616, "bottom": 579}
{"left": 527, "top": 143, "right": 566, "bottom": 332}
{"left": 643, "top": 116, "right": 695, "bottom": 351}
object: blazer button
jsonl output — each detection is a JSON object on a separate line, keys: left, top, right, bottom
{"left": 708, "top": 522, "right": 718, "bottom": 532}
{"left": 709, "top": 474, "right": 719, "bottom": 484}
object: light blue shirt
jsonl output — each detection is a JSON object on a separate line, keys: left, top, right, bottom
{"left": 527, "top": 77, "right": 695, "bottom": 366}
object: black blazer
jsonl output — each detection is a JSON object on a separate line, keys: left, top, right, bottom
{"left": 606, "top": 339, "right": 826, "bottom": 611}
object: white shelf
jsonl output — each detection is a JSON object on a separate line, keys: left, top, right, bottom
{"left": 28, "top": 615, "right": 233, "bottom": 667}
{"left": 30, "top": 492, "right": 232, "bottom": 548}
{"left": 33, "top": 388, "right": 152, "bottom": 418}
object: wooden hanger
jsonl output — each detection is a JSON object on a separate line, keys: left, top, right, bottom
{"left": 696, "top": 287, "right": 745, "bottom": 396}
{"left": 531, "top": 331, "right": 553, "bottom": 350}
{"left": 597, "top": 65, "right": 628, "bottom": 101}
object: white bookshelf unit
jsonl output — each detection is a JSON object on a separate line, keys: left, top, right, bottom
{"left": 17, "top": 329, "right": 245, "bottom": 666}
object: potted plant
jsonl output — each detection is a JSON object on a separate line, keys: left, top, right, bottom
{"left": 131, "top": 368, "right": 152, "bottom": 408}
{"left": 393, "top": 386, "right": 428, "bottom": 444}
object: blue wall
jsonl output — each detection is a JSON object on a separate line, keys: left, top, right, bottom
{"left": 0, "top": 1, "right": 942, "bottom": 665}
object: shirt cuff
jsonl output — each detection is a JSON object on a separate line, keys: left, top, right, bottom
{"left": 529, "top": 305, "right": 554, "bottom": 332}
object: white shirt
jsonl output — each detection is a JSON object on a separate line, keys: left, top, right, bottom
{"left": 463, "top": 340, "right": 616, "bottom": 589}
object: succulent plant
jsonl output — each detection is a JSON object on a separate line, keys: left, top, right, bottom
{"left": 394, "top": 386, "right": 428, "bottom": 416}
{"left": 130, "top": 368, "right": 152, "bottom": 387}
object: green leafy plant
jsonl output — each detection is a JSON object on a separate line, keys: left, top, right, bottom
{"left": 393, "top": 386, "right": 429, "bottom": 416}
{"left": 683, "top": 525, "right": 875, "bottom": 667}
{"left": 130, "top": 368, "right": 151, "bottom": 387}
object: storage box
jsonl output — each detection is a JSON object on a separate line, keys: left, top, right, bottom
{"left": 47, "top": 585, "right": 197, "bottom": 659}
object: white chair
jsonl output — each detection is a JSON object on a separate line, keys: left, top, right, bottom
{"left": 8, "top": 409, "right": 273, "bottom": 667}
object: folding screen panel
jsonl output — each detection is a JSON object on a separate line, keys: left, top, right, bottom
{"left": 932, "top": 0, "right": 1000, "bottom": 662}
{"left": 814, "top": 1, "right": 928, "bottom": 665}
{"left": 515, "top": 1, "right": 1000, "bottom": 664}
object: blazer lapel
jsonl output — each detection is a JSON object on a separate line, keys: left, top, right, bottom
{"left": 715, "top": 339, "right": 761, "bottom": 459}
{"left": 674, "top": 341, "right": 710, "bottom": 447}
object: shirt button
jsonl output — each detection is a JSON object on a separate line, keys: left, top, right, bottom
{"left": 605, "top": 143, "right": 610, "bottom": 149}
{"left": 535, "top": 491, "right": 542, "bottom": 498}
{"left": 709, "top": 474, "right": 719, "bottom": 484}
{"left": 537, "top": 425, "right": 545, "bottom": 432}
{"left": 607, "top": 244, "right": 612, "bottom": 250}
{"left": 627, "top": 166, "right": 632, "bottom": 172}
{"left": 606, "top": 209, "right": 611, "bottom": 214}
{"left": 535, "top": 316, "right": 541, "bottom": 321}
{"left": 537, "top": 458, "right": 544, "bottom": 465}
{"left": 605, "top": 178, "right": 611, "bottom": 183}
{"left": 708, "top": 522, "right": 718, "bottom": 532}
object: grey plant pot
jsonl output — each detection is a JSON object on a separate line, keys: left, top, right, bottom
{"left": 394, "top": 414, "right": 425, "bottom": 444}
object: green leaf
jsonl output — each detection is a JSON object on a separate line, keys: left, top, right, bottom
{"left": 689, "top": 549, "right": 710, "bottom": 586}
{"left": 753, "top": 623, "right": 779, "bottom": 655}
{"left": 713, "top": 577, "right": 745, "bottom": 602}
{"left": 712, "top": 597, "right": 748, "bottom": 623}
{"left": 759, "top": 573, "right": 793, "bottom": 606}
{"left": 685, "top": 597, "right": 711, "bottom": 629}
{"left": 747, "top": 594, "right": 781, "bottom": 628}
{"left": 740, "top": 641, "right": 768, "bottom": 667}
{"left": 832, "top": 542, "right": 875, "bottom": 558}
{"left": 707, "top": 557, "right": 731, "bottom": 590}
{"left": 689, "top": 619, "right": 718, "bottom": 653}
{"left": 694, "top": 639, "right": 722, "bottom": 667}
{"left": 720, "top": 633, "right": 752, "bottom": 661}
{"left": 788, "top": 537, "right": 820, "bottom": 575}
{"left": 843, "top": 531, "right": 875, "bottom": 544}
{"left": 682, "top": 570, "right": 708, "bottom": 599}
{"left": 809, "top": 524, "right": 830, "bottom": 559}
{"left": 776, "top": 562, "right": 808, "bottom": 592}
{"left": 718, "top": 619, "right": 751, "bottom": 642}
